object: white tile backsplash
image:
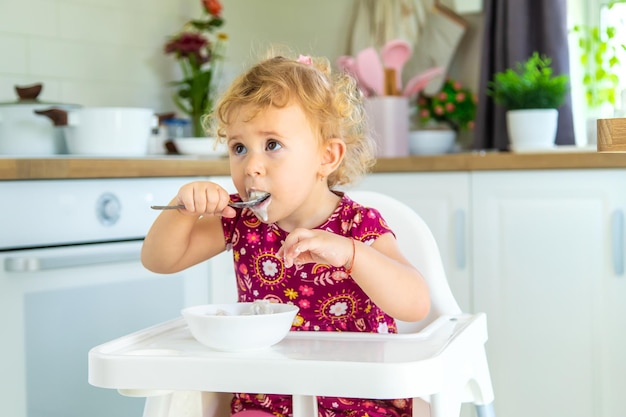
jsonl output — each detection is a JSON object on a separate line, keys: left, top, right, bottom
{"left": 0, "top": 0, "right": 188, "bottom": 113}
{"left": 0, "top": 35, "right": 29, "bottom": 74}
{"left": 0, "top": 0, "right": 59, "bottom": 37}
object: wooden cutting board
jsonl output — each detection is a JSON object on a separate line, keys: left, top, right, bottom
{"left": 413, "top": 3, "right": 467, "bottom": 95}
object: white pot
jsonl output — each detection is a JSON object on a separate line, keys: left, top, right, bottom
{"left": 506, "top": 109, "right": 558, "bottom": 152}
{"left": 409, "top": 129, "right": 456, "bottom": 155}
{"left": 0, "top": 84, "right": 80, "bottom": 155}
{"left": 38, "top": 107, "right": 157, "bottom": 156}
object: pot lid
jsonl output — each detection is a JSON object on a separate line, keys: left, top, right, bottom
{"left": 0, "top": 83, "right": 79, "bottom": 107}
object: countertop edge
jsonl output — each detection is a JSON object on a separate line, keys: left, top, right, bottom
{"left": 2, "top": 151, "right": 626, "bottom": 180}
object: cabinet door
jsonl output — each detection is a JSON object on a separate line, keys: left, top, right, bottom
{"left": 352, "top": 172, "right": 472, "bottom": 312}
{"left": 472, "top": 169, "right": 626, "bottom": 417}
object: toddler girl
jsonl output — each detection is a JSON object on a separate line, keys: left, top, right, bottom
{"left": 142, "top": 52, "right": 431, "bottom": 417}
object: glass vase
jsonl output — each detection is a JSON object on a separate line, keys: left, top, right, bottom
{"left": 191, "top": 113, "right": 206, "bottom": 138}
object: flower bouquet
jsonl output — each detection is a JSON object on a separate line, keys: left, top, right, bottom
{"left": 164, "top": 0, "right": 227, "bottom": 137}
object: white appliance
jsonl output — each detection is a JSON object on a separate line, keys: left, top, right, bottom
{"left": 0, "top": 178, "right": 212, "bottom": 417}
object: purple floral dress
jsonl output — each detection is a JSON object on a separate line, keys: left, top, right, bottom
{"left": 221, "top": 194, "right": 412, "bottom": 417}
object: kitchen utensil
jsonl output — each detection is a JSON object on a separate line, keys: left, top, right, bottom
{"left": 356, "top": 47, "right": 385, "bottom": 96}
{"left": 384, "top": 68, "right": 399, "bottom": 96}
{"left": 151, "top": 192, "right": 270, "bottom": 210}
{"left": 0, "top": 83, "right": 80, "bottom": 155}
{"left": 403, "top": 67, "right": 446, "bottom": 97}
{"left": 35, "top": 107, "right": 157, "bottom": 156}
{"left": 381, "top": 39, "right": 412, "bottom": 91}
{"left": 336, "top": 55, "right": 370, "bottom": 96}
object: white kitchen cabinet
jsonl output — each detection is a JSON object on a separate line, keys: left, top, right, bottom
{"left": 351, "top": 172, "right": 472, "bottom": 312}
{"left": 471, "top": 169, "right": 626, "bottom": 417}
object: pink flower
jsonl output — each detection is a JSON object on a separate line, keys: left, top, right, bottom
{"left": 299, "top": 285, "right": 314, "bottom": 296}
{"left": 415, "top": 77, "right": 476, "bottom": 132}
{"left": 298, "top": 299, "right": 311, "bottom": 309}
{"left": 246, "top": 231, "right": 260, "bottom": 244}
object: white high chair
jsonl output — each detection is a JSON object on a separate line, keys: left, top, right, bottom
{"left": 88, "top": 191, "right": 495, "bottom": 417}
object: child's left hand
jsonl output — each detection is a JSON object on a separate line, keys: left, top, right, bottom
{"left": 278, "top": 228, "right": 353, "bottom": 269}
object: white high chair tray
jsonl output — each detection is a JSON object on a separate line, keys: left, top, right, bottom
{"left": 89, "top": 313, "right": 487, "bottom": 400}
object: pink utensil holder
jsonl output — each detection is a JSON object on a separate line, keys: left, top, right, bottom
{"left": 364, "top": 97, "right": 409, "bottom": 157}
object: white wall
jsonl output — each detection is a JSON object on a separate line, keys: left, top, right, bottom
{"left": 0, "top": 0, "right": 193, "bottom": 110}
{"left": 0, "top": 0, "right": 483, "bottom": 115}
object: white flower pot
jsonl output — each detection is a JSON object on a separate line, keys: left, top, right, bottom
{"left": 506, "top": 108, "right": 558, "bottom": 152}
{"left": 409, "top": 129, "right": 456, "bottom": 155}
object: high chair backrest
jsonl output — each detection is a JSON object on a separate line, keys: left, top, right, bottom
{"left": 349, "top": 190, "right": 462, "bottom": 333}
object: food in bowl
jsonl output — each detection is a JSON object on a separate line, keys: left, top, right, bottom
{"left": 181, "top": 301, "right": 299, "bottom": 351}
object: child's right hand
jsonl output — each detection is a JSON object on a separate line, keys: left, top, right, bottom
{"left": 173, "top": 181, "right": 237, "bottom": 218}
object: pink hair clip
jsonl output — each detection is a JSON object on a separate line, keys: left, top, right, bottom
{"left": 296, "top": 54, "right": 313, "bottom": 66}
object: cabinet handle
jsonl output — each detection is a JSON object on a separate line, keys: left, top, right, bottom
{"left": 454, "top": 209, "right": 466, "bottom": 269}
{"left": 4, "top": 250, "right": 140, "bottom": 273}
{"left": 611, "top": 210, "right": 624, "bottom": 276}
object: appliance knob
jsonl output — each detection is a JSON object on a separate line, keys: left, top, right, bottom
{"left": 96, "top": 193, "right": 121, "bottom": 226}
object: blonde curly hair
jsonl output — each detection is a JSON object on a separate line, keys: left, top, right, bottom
{"left": 209, "top": 52, "right": 376, "bottom": 188}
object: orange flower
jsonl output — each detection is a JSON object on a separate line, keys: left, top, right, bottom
{"left": 202, "top": 0, "right": 222, "bottom": 16}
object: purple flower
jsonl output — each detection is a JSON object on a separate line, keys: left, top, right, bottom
{"left": 164, "top": 32, "right": 210, "bottom": 64}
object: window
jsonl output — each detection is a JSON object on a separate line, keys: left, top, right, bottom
{"left": 568, "top": 0, "right": 625, "bottom": 143}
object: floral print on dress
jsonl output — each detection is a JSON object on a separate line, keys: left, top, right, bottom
{"left": 221, "top": 193, "right": 411, "bottom": 417}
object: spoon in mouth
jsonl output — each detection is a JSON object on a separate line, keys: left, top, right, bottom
{"left": 151, "top": 192, "right": 270, "bottom": 210}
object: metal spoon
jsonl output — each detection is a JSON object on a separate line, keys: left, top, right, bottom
{"left": 151, "top": 192, "right": 270, "bottom": 210}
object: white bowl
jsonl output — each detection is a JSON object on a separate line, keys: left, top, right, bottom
{"left": 181, "top": 302, "right": 299, "bottom": 351}
{"left": 409, "top": 130, "right": 456, "bottom": 155}
{"left": 173, "top": 137, "right": 228, "bottom": 157}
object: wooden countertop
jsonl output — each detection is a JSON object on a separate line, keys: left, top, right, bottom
{"left": 2, "top": 150, "right": 626, "bottom": 180}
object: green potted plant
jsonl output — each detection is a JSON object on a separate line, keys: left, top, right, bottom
{"left": 409, "top": 78, "right": 477, "bottom": 154}
{"left": 415, "top": 78, "right": 477, "bottom": 133}
{"left": 487, "top": 52, "right": 569, "bottom": 151}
